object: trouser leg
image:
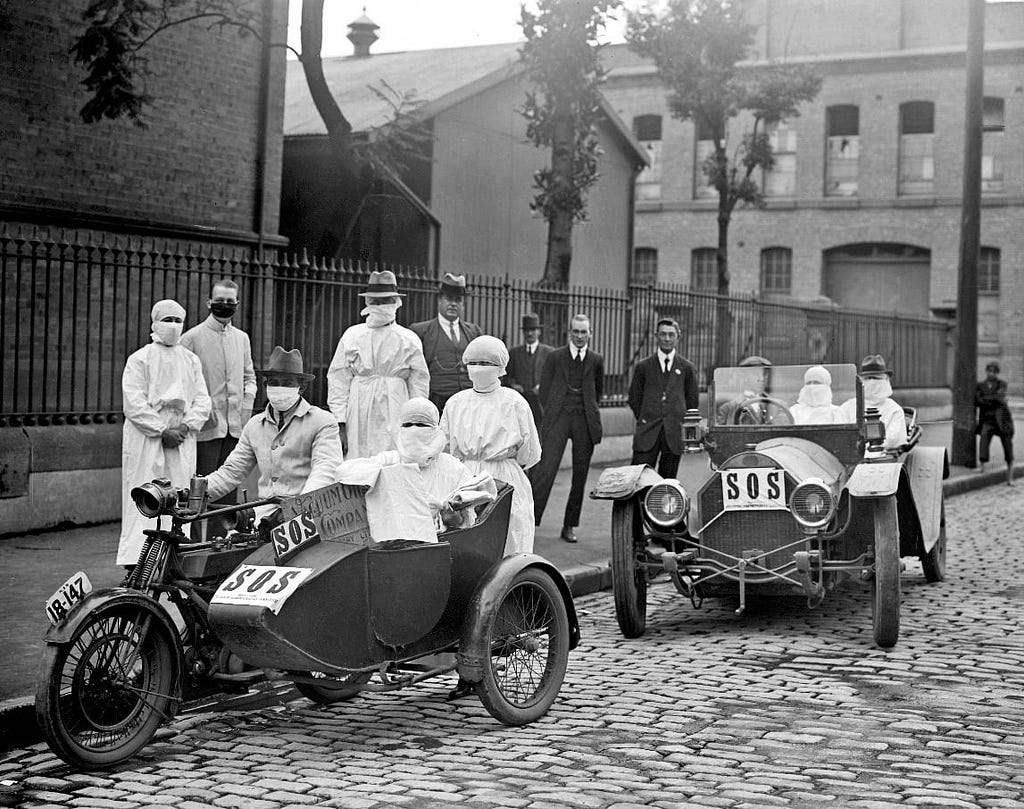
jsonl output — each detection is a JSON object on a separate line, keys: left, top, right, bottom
{"left": 978, "top": 424, "right": 995, "bottom": 464}
{"left": 563, "top": 413, "right": 594, "bottom": 529}
{"left": 194, "top": 435, "right": 239, "bottom": 539}
{"left": 532, "top": 411, "right": 572, "bottom": 525}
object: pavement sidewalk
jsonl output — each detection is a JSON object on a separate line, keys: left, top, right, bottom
{"left": 2, "top": 427, "right": 1020, "bottom": 748}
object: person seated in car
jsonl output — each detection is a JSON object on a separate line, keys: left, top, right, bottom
{"left": 791, "top": 365, "right": 843, "bottom": 425}
{"left": 716, "top": 356, "right": 774, "bottom": 425}
{"left": 837, "top": 354, "right": 908, "bottom": 450}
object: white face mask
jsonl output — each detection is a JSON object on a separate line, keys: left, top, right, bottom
{"left": 467, "top": 364, "right": 502, "bottom": 393}
{"left": 396, "top": 425, "right": 446, "bottom": 468}
{"left": 862, "top": 377, "right": 892, "bottom": 404}
{"left": 266, "top": 385, "right": 301, "bottom": 413}
{"left": 363, "top": 301, "right": 401, "bottom": 327}
{"left": 153, "top": 321, "right": 183, "bottom": 346}
{"left": 798, "top": 384, "right": 833, "bottom": 408}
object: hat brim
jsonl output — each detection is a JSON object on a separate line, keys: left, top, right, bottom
{"left": 261, "top": 369, "right": 316, "bottom": 381}
{"left": 360, "top": 291, "right": 405, "bottom": 298}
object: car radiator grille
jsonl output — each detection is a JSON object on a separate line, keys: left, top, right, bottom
{"left": 698, "top": 508, "right": 805, "bottom": 575}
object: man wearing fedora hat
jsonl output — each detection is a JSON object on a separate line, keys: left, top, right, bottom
{"left": 205, "top": 346, "right": 343, "bottom": 514}
{"left": 837, "top": 354, "right": 908, "bottom": 450}
{"left": 327, "top": 270, "right": 429, "bottom": 458}
{"left": 504, "top": 312, "right": 553, "bottom": 429}
{"left": 411, "top": 272, "right": 483, "bottom": 412}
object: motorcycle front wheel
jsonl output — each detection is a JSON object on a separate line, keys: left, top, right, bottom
{"left": 36, "top": 602, "right": 178, "bottom": 769}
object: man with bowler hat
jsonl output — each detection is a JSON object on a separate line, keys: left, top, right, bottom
{"left": 531, "top": 313, "right": 604, "bottom": 543}
{"left": 504, "top": 312, "right": 553, "bottom": 428}
{"left": 205, "top": 347, "right": 343, "bottom": 518}
{"left": 411, "top": 273, "right": 483, "bottom": 412}
{"left": 628, "top": 318, "right": 698, "bottom": 477}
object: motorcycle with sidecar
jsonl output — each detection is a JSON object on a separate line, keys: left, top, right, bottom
{"left": 36, "top": 476, "right": 578, "bottom": 769}
{"left": 591, "top": 363, "right": 948, "bottom": 649}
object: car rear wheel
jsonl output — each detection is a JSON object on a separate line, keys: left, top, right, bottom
{"left": 918, "top": 500, "right": 947, "bottom": 583}
{"left": 871, "top": 496, "right": 901, "bottom": 648}
{"left": 611, "top": 497, "right": 647, "bottom": 638}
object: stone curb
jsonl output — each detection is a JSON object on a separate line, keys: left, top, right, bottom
{"left": 3, "top": 465, "right": 1016, "bottom": 755}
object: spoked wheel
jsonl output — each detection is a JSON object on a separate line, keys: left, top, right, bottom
{"left": 870, "top": 496, "right": 901, "bottom": 648}
{"left": 35, "top": 602, "right": 178, "bottom": 769}
{"left": 294, "top": 671, "right": 372, "bottom": 705}
{"left": 611, "top": 497, "right": 647, "bottom": 638}
{"left": 475, "top": 568, "right": 570, "bottom": 726}
{"left": 919, "top": 500, "right": 947, "bottom": 583}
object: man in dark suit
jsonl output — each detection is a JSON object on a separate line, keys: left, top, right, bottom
{"left": 531, "top": 313, "right": 604, "bottom": 543}
{"left": 628, "top": 318, "right": 699, "bottom": 478}
{"left": 410, "top": 273, "right": 483, "bottom": 412}
{"left": 504, "top": 312, "right": 553, "bottom": 429}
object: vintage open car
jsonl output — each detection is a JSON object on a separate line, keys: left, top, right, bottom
{"left": 591, "top": 363, "right": 948, "bottom": 649}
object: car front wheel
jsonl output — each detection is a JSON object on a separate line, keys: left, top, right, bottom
{"left": 871, "top": 496, "right": 901, "bottom": 648}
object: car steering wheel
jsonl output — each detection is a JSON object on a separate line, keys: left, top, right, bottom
{"left": 732, "top": 396, "right": 795, "bottom": 426}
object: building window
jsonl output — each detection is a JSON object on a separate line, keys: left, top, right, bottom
{"left": 899, "top": 101, "right": 934, "bottom": 195}
{"left": 979, "top": 247, "right": 1000, "bottom": 294}
{"left": 691, "top": 248, "right": 717, "bottom": 291}
{"left": 763, "top": 125, "right": 797, "bottom": 197}
{"left": 633, "top": 115, "right": 662, "bottom": 200}
{"left": 760, "top": 247, "right": 792, "bottom": 294}
{"left": 695, "top": 119, "right": 718, "bottom": 199}
{"left": 982, "top": 97, "right": 1004, "bottom": 193}
{"left": 825, "top": 105, "right": 859, "bottom": 196}
{"left": 633, "top": 247, "right": 658, "bottom": 284}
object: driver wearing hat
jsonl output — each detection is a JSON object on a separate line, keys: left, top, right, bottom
{"left": 205, "top": 346, "right": 343, "bottom": 515}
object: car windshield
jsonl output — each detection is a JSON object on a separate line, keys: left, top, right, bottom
{"left": 712, "top": 363, "right": 859, "bottom": 427}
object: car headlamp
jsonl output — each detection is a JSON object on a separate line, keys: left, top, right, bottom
{"left": 643, "top": 480, "right": 690, "bottom": 528}
{"left": 131, "top": 478, "right": 180, "bottom": 518}
{"left": 789, "top": 478, "right": 837, "bottom": 529}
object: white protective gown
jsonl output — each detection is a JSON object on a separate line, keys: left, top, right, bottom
{"left": 326, "top": 322, "right": 429, "bottom": 459}
{"left": 440, "top": 386, "right": 541, "bottom": 555}
{"left": 837, "top": 396, "right": 908, "bottom": 449}
{"left": 791, "top": 400, "right": 843, "bottom": 425}
{"left": 117, "top": 342, "right": 211, "bottom": 565}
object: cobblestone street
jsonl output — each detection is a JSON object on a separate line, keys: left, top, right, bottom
{"left": 3, "top": 484, "right": 1023, "bottom": 808}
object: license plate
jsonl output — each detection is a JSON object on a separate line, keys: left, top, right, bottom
{"left": 721, "top": 469, "right": 787, "bottom": 511}
{"left": 45, "top": 572, "right": 92, "bottom": 625}
{"left": 271, "top": 513, "right": 321, "bottom": 565}
{"left": 211, "top": 565, "right": 313, "bottom": 614}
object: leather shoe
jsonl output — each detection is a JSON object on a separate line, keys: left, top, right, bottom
{"left": 560, "top": 526, "right": 578, "bottom": 543}
{"left": 446, "top": 678, "right": 474, "bottom": 702}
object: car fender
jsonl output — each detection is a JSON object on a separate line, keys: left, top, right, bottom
{"left": 845, "top": 461, "right": 902, "bottom": 497}
{"left": 901, "top": 445, "right": 949, "bottom": 550}
{"left": 456, "top": 555, "right": 580, "bottom": 683}
{"left": 589, "top": 464, "right": 664, "bottom": 500}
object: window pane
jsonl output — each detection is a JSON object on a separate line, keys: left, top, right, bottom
{"left": 899, "top": 133, "right": 934, "bottom": 194}
{"left": 901, "top": 101, "right": 934, "bottom": 134}
{"left": 827, "top": 105, "right": 859, "bottom": 137}
{"left": 692, "top": 248, "right": 717, "bottom": 290}
{"left": 979, "top": 247, "right": 1000, "bottom": 293}
{"left": 634, "top": 248, "right": 658, "bottom": 284}
{"left": 695, "top": 140, "right": 718, "bottom": 199}
{"left": 764, "top": 127, "right": 796, "bottom": 197}
{"left": 982, "top": 130, "right": 1004, "bottom": 192}
{"left": 633, "top": 114, "right": 662, "bottom": 141}
{"left": 983, "top": 97, "right": 1004, "bottom": 131}
{"left": 826, "top": 135, "right": 859, "bottom": 196}
{"left": 760, "top": 248, "right": 792, "bottom": 293}
{"left": 637, "top": 140, "right": 662, "bottom": 199}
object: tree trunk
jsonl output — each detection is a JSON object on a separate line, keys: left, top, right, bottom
{"left": 300, "top": 0, "right": 352, "bottom": 154}
{"left": 541, "top": 110, "right": 576, "bottom": 287}
{"left": 713, "top": 205, "right": 733, "bottom": 372}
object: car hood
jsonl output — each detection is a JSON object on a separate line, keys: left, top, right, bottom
{"left": 751, "top": 437, "right": 847, "bottom": 487}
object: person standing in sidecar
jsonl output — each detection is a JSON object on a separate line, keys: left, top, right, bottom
{"left": 837, "top": 354, "right": 908, "bottom": 450}
{"left": 628, "top": 317, "right": 698, "bottom": 477}
{"left": 327, "top": 270, "right": 429, "bottom": 459}
{"left": 203, "top": 347, "right": 342, "bottom": 518}
{"left": 117, "top": 299, "right": 211, "bottom": 566}
{"left": 440, "top": 335, "right": 542, "bottom": 555}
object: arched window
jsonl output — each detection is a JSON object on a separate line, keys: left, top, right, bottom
{"left": 825, "top": 105, "right": 859, "bottom": 196}
{"left": 979, "top": 247, "right": 1000, "bottom": 294}
{"left": 899, "top": 101, "right": 934, "bottom": 195}
{"left": 760, "top": 247, "right": 792, "bottom": 294}
{"left": 633, "top": 247, "right": 658, "bottom": 284}
{"left": 691, "top": 248, "right": 717, "bottom": 291}
{"left": 633, "top": 115, "right": 662, "bottom": 200}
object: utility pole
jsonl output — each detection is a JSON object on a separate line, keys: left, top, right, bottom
{"left": 951, "top": 0, "right": 985, "bottom": 467}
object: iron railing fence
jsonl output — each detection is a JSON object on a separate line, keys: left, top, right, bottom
{"left": 0, "top": 228, "right": 952, "bottom": 426}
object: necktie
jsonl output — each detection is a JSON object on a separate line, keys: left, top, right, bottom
{"left": 448, "top": 321, "right": 458, "bottom": 344}
{"left": 664, "top": 357, "right": 670, "bottom": 374}
{"left": 576, "top": 351, "right": 583, "bottom": 364}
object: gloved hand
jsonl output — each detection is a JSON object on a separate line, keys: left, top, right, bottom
{"left": 338, "top": 423, "right": 348, "bottom": 455}
{"left": 161, "top": 427, "right": 185, "bottom": 448}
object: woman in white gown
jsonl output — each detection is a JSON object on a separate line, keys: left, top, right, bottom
{"left": 440, "top": 336, "right": 541, "bottom": 555}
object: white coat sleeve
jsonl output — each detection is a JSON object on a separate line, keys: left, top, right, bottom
{"left": 406, "top": 335, "right": 430, "bottom": 399}
{"left": 183, "top": 354, "right": 212, "bottom": 433}
{"left": 302, "top": 419, "right": 344, "bottom": 493}
{"left": 438, "top": 405, "right": 455, "bottom": 453}
{"left": 206, "top": 423, "right": 258, "bottom": 500}
{"left": 326, "top": 335, "right": 353, "bottom": 423}
{"left": 242, "top": 332, "right": 257, "bottom": 409}
{"left": 883, "top": 402, "right": 909, "bottom": 449}
{"left": 121, "top": 351, "right": 165, "bottom": 437}
{"left": 515, "top": 396, "right": 542, "bottom": 469}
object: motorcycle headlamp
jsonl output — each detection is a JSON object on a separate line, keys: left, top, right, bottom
{"left": 789, "top": 478, "right": 837, "bottom": 529}
{"left": 643, "top": 480, "right": 690, "bottom": 528}
{"left": 131, "top": 478, "right": 180, "bottom": 518}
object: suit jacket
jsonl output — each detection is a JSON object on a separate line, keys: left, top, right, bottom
{"left": 538, "top": 346, "right": 604, "bottom": 444}
{"left": 504, "top": 342, "right": 554, "bottom": 422}
{"left": 628, "top": 353, "right": 699, "bottom": 453}
{"left": 976, "top": 378, "right": 1015, "bottom": 437}
{"left": 410, "top": 318, "right": 483, "bottom": 397}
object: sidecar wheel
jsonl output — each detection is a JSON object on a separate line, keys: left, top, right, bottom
{"left": 611, "top": 497, "right": 647, "bottom": 638}
{"left": 918, "top": 501, "right": 947, "bottom": 583}
{"left": 35, "top": 603, "right": 177, "bottom": 769}
{"left": 294, "top": 672, "right": 372, "bottom": 705}
{"left": 871, "top": 496, "right": 901, "bottom": 649}
{"left": 475, "top": 568, "right": 570, "bottom": 726}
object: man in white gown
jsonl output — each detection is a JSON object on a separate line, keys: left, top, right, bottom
{"left": 837, "top": 354, "right": 908, "bottom": 450}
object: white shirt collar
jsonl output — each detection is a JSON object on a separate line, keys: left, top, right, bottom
{"left": 570, "top": 345, "right": 587, "bottom": 361}
{"left": 658, "top": 349, "right": 675, "bottom": 366}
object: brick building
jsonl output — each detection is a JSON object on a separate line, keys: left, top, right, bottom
{"left": 601, "top": 0, "right": 1024, "bottom": 382}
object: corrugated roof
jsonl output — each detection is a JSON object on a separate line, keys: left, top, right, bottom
{"left": 284, "top": 42, "right": 525, "bottom": 136}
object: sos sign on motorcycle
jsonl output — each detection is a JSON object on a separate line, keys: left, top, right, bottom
{"left": 721, "top": 469, "right": 786, "bottom": 511}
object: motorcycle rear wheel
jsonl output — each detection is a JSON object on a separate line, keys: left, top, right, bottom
{"left": 36, "top": 603, "right": 177, "bottom": 769}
